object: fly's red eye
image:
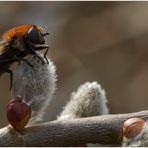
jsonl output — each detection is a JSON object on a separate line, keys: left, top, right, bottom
{"left": 26, "top": 26, "right": 45, "bottom": 44}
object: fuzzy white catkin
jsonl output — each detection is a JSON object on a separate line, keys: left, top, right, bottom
{"left": 11, "top": 52, "right": 57, "bottom": 124}
{"left": 57, "top": 81, "right": 108, "bottom": 120}
{"left": 57, "top": 81, "right": 110, "bottom": 147}
{"left": 122, "top": 121, "right": 148, "bottom": 147}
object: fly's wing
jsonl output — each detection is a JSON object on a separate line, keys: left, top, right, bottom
{"left": 0, "top": 40, "right": 8, "bottom": 45}
{"left": 0, "top": 40, "right": 9, "bottom": 55}
{"left": 0, "top": 40, "right": 11, "bottom": 76}
{"left": 0, "top": 39, "right": 11, "bottom": 62}
{"left": 0, "top": 39, "right": 19, "bottom": 64}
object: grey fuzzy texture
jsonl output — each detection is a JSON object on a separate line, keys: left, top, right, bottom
{"left": 57, "top": 81, "right": 109, "bottom": 147}
{"left": 57, "top": 81, "right": 108, "bottom": 120}
{"left": 12, "top": 52, "right": 57, "bottom": 124}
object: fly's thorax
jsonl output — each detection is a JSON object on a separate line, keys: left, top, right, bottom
{"left": 12, "top": 37, "right": 28, "bottom": 53}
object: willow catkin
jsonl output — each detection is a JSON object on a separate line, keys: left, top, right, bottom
{"left": 11, "top": 52, "right": 57, "bottom": 124}
{"left": 57, "top": 81, "right": 108, "bottom": 120}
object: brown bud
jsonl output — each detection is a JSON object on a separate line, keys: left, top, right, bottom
{"left": 6, "top": 96, "right": 31, "bottom": 131}
{"left": 123, "top": 117, "right": 145, "bottom": 138}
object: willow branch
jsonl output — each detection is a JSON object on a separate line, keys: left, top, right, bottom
{"left": 0, "top": 110, "right": 148, "bottom": 146}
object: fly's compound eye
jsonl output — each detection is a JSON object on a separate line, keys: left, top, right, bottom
{"left": 26, "top": 26, "right": 45, "bottom": 44}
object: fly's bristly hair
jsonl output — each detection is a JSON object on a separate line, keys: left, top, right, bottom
{"left": 0, "top": 24, "right": 49, "bottom": 89}
{"left": 11, "top": 52, "right": 57, "bottom": 124}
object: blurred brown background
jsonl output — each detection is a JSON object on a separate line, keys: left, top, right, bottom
{"left": 0, "top": 1, "right": 148, "bottom": 127}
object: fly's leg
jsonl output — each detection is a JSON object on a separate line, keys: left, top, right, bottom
{"left": 26, "top": 43, "right": 45, "bottom": 64}
{"left": 20, "top": 59, "right": 33, "bottom": 68}
{"left": 23, "top": 37, "right": 49, "bottom": 64}
{"left": 14, "top": 56, "right": 33, "bottom": 68}
{"left": 5, "top": 69, "right": 13, "bottom": 90}
{"left": 29, "top": 47, "right": 45, "bottom": 64}
{"left": 43, "top": 47, "right": 49, "bottom": 64}
{"left": 34, "top": 45, "right": 49, "bottom": 64}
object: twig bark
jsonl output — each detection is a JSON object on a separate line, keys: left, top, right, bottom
{"left": 0, "top": 110, "right": 148, "bottom": 146}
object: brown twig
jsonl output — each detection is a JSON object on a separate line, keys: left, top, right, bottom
{"left": 0, "top": 110, "right": 148, "bottom": 146}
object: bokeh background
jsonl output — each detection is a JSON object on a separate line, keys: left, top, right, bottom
{"left": 0, "top": 1, "right": 148, "bottom": 127}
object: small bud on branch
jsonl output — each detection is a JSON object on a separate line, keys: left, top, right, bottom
{"left": 6, "top": 96, "right": 31, "bottom": 131}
